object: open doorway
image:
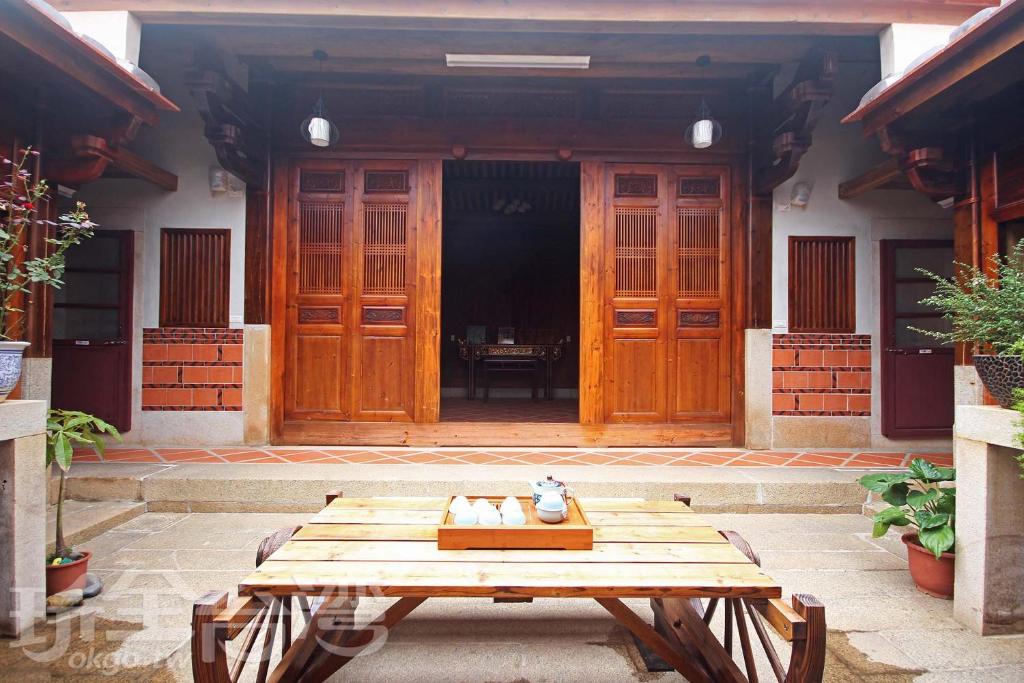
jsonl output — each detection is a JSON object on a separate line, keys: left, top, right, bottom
{"left": 440, "top": 160, "right": 580, "bottom": 423}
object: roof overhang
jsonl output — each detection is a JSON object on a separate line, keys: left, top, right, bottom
{"left": 843, "top": 0, "right": 1024, "bottom": 136}
{"left": 1, "top": 0, "right": 179, "bottom": 125}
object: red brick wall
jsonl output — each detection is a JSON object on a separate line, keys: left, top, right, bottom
{"left": 772, "top": 333, "right": 871, "bottom": 416}
{"left": 142, "top": 328, "right": 243, "bottom": 411}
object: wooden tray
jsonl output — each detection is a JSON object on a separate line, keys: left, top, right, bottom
{"left": 437, "top": 496, "right": 593, "bottom": 550}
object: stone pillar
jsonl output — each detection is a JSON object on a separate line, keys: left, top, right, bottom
{"left": 744, "top": 329, "right": 773, "bottom": 449}
{"left": 0, "top": 400, "right": 47, "bottom": 637}
{"left": 953, "top": 405, "right": 1024, "bottom": 635}
{"left": 243, "top": 324, "right": 271, "bottom": 445}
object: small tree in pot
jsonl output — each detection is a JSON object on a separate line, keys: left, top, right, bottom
{"left": 46, "top": 409, "right": 121, "bottom": 596}
{"left": 859, "top": 459, "right": 956, "bottom": 599}
{"left": 1, "top": 149, "right": 95, "bottom": 401}
{"left": 914, "top": 239, "right": 1024, "bottom": 407}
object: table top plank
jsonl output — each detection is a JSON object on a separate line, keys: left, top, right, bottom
{"left": 270, "top": 540, "right": 753, "bottom": 564}
{"left": 318, "top": 497, "right": 694, "bottom": 514}
{"left": 310, "top": 508, "right": 706, "bottom": 526}
{"left": 293, "top": 524, "right": 730, "bottom": 544}
{"left": 240, "top": 560, "right": 779, "bottom": 599}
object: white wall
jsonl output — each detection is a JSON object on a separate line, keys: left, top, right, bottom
{"left": 75, "top": 54, "right": 247, "bottom": 329}
{"left": 771, "top": 62, "right": 951, "bottom": 337}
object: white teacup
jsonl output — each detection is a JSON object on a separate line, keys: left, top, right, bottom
{"left": 453, "top": 507, "right": 478, "bottom": 525}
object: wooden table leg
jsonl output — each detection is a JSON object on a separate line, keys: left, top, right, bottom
{"left": 468, "top": 356, "right": 475, "bottom": 399}
{"left": 267, "top": 594, "right": 354, "bottom": 683}
{"left": 545, "top": 352, "right": 553, "bottom": 400}
{"left": 595, "top": 597, "right": 715, "bottom": 683}
{"left": 299, "top": 596, "right": 426, "bottom": 683}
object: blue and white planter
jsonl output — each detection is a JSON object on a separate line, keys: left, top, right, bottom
{"left": 0, "top": 341, "right": 30, "bottom": 402}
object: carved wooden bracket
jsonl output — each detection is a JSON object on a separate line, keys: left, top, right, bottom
{"left": 46, "top": 114, "right": 176, "bottom": 190}
{"left": 754, "top": 48, "right": 837, "bottom": 194}
{"left": 901, "top": 146, "right": 958, "bottom": 199}
{"left": 186, "top": 67, "right": 267, "bottom": 188}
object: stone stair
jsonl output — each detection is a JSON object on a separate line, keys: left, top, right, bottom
{"left": 65, "top": 462, "right": 874, "bottom": 514}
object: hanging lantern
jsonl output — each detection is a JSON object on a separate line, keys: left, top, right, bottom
{"left": 685, "top": 55, "right": 722, "bottom": 150}
{"left": 685, "top": 100, "right": 722, "bottom": 149}
{"left": 300, "top": 50, "right": 339, "bottom": 148}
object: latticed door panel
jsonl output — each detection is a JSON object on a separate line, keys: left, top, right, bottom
{"left": 671, "top": 167, "right": 731, "bottom": 422}
{"left": 603, "top": 167, "right": 668, "bottom": 422}
{"left": 351, "top": 163, "right": 418, "bottom": 421}
{"left": 286, "top": 163, "right": 353, "bottom": 419}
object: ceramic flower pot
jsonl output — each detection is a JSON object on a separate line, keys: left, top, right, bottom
{"left": 46, "top": 550, "right": 92, "bottom": 596}
{"left": 902, "top": 533, "right": 954, "bottom": 599}
{"left": 973, "top": 354, "right": 1024, "bottom": 408}
{"left": 0, "top": 340, "right": 30, "bottom": 402}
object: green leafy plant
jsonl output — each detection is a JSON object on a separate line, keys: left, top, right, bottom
{"left": 1, "top": 148, "right": 96, "bottom": 341}
{"left": 859, "top": 458, "right": 956, "bottom": 559}
{"left": 46, "top": 409, "right": 121, "bottom": 561}
{"left": 913, "top": 239, "right": 1024, "bottom": 354}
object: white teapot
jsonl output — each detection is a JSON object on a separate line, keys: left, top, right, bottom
{"left": 535, "top": 491, "right": 568, "bottom": 524}
{"left": 528, "top": 475, "right": 571, "bottom": 505}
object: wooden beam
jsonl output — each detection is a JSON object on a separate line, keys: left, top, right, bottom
{"left": 838, "top": 158, "right": 910, "bottom": 199}
{"left": 74, "top": 136, "right": 178, "bottom": 190}
{"left": 52, "top": 1, "right": 997, "bottom": 27}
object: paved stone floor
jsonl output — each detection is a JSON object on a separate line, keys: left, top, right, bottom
{"left": 74, "top": 446, "right": 954, "bottom": 468}
{"left": 5, "top": 511, "right": 1022, "bottom": 681}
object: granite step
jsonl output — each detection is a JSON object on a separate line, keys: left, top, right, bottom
{"left": 46, "top": 499, "right": 147, "bottom": 555}
{"left": 65, "top": 462, "right": 876, "bottom": 514}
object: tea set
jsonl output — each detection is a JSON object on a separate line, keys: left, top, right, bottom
{"left": 449, "top": 475, "right": 573, "bottom": 525}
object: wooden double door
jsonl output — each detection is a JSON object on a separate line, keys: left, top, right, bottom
{"left": 280, "top": 159, "right": 732, "bottom": 430}
{"left": 283, "top": 159, "right": 440, "bottom": 423}
{"left": 585, "top": 163, "right": 733, "bottom": 424}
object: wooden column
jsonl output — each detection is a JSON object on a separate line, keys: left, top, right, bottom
{"left": 244, "top": 75, "right": 273, "bottom": 325}
{"left": 746, "top": 194, "right": 773, "bottom": 329}
{"left": 414, "top": 158, "right": 442, "bottom": 422}
{"left": 578, "top": 160, "right": 605, "bottom": 425}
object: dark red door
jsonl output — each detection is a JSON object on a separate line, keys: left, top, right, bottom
{"left": 51, "top": 230, "right": 134, "bottom": 430}
{"left": 880, "top": 240, "right": 954, "bottom": 438}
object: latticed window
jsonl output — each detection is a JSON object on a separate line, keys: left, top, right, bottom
{"left": 788, "top": 236, "right": 855, "bottom": 333}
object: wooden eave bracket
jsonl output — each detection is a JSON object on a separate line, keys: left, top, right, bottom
{"left": 754, "top": 48, "right": 837, "bottom": 195}
{"left": 186, "top": 67, "right": 267, "bottom": 188}
{"left": 900, "top": 146, "right": 958, "bottom": 199}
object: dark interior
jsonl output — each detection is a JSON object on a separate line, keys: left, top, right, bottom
{"left": 440, "top": 160, "right": 580, "bottom": 421}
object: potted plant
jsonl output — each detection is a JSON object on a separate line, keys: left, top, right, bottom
{"left": 1, "top": 148, "right": 95, "bottom": 401}
{"left": 915, "top": 239, "right": 1024, "bottom": 407}
{"left": 859, "top": 458, "right": 956, "bottom": 599}
{"left": 46, "top": 409, "right": 121, "bottom": 596}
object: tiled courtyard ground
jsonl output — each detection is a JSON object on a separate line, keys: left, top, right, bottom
{"left": 5, "top": 511, "right": 1022, "bottom": 681}
{"left": 75, "top": 446, "right": 954, "bottom": 468}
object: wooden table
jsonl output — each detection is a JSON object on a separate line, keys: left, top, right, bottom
{"left": 191, "top": 496, "right": 826, "bottom": 683}
{"left": 459, "top": 343, "right": 564, "bottom": 400}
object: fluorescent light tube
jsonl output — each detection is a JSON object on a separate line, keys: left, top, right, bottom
{"left": 445, "top": 54, "right": 591, "bottom": 69}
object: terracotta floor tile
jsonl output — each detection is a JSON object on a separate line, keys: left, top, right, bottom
{"left": 736, "top": 453, "right": 793, "bottom": 465}
{"left": 157, "top": 450, "right": 218, "bottom": 462}
{"left": 682, "top": 453, "right": 736, "bottom": 465}
{"left": 102, "top": 453, "right": 162, "bottom": 463}
{"left": 788, "top": 453, "right": 847, "bottom": 466}
{"left": 279, "top": 452, "right": 336, "bottom": 463}
{"left": 569, "top": 454, "right": 618, "bottom": 465}
{"left": 222, "top": 452, "right": 282, "bottom": 463}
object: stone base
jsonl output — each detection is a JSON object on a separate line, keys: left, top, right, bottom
{"left": 744, "top": 329, "right": 772, "bottom": 449}
{"left": 0, "top": 400, "right": 48, "bottom": 637}
{"left": 953, "top": 405, "right": 1024, "bottom": 635}
{"left": 772, "top": 416, "right": 871, "bottom": 448}
{"left": 243, "top": 324, "right": 269, "bottom": 445}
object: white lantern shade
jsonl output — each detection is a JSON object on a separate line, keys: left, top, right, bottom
{"left": 307, "top": 117, "right": 332, "bottom": 147}
{"left": 691, "top": 119, "right": 715, "bottom": 149}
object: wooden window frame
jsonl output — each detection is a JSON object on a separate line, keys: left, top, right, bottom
{"left": 788, "top": 236, "right": 855, "bottom": 334}
{"left": 159, "top": 227, "right": 231, "bottom": 328}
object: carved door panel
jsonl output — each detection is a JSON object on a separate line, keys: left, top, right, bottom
{"left": 599, "top": 164, "right": 731, "bottom": 423}
{"left": 285, "top": 160, "right": 354, "bottom": 420}
{"left": 284, "top": 159, "right": 439, "bottom": 424}
{"left": 350, "top": 161, "right": 418, "bottom": 421}
{"left": 670, "top": 166, "right": 731, "bottom": 423}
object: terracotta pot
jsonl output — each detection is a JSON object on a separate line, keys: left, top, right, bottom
{"left": 973, "top": 354, "right": 1024, "bottom": 408}
{"left": 45, "top": 551, "right": 91, "bottom": 596}
{"left": 902, "top": 533, "right": 954, "bottom": 599}
{"left": 0, "top": 340, "right": 30, "bottom": 402}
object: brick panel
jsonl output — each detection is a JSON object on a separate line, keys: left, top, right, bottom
{"left": 141, "top": 328, "right": 244, "bottom": 411}
{"left": 771, "top": 333, "right": 871, "bottom": 416}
